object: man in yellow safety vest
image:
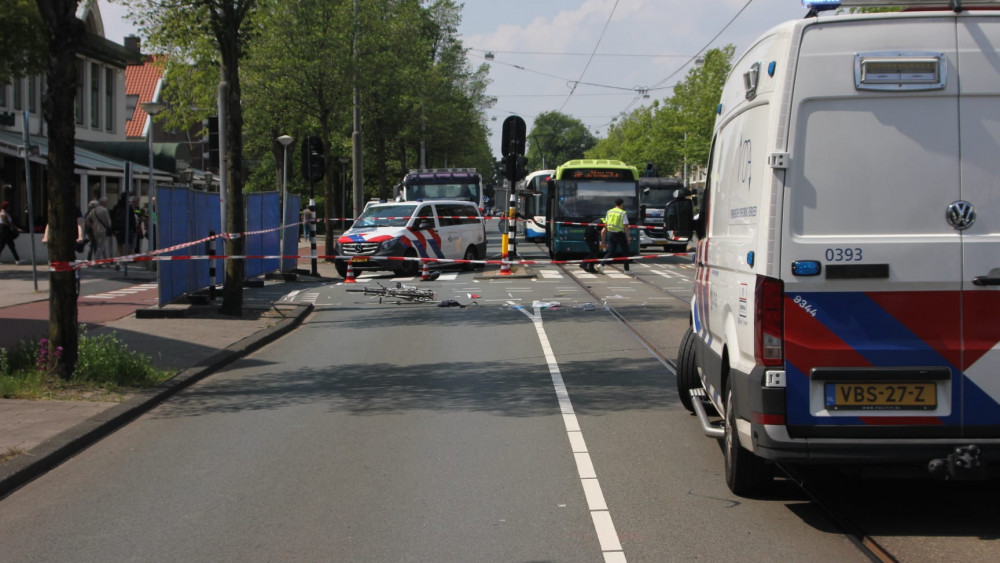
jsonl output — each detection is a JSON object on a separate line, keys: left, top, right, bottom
{"left": 600, "top": 198, "right": 630, "bottom": 273}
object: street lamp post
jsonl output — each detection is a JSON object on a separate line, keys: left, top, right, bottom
{"left": 140, "top": 101, "right": 165, "bottom": 267}
{"left": 337, "top": 155, "right": 350, "bottom": 231}
{"left": 277, "top": 135, "right": 294, "bottom": 273}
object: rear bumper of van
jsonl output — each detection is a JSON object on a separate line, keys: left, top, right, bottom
{"left": 754, "top": 423, "right": 1000, "bottom": 465}
{"left": 729, "top": 364, "right": 1000, "bottom": 468}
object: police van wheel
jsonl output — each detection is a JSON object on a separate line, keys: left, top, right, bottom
{"left": 723, "top": 384, "right": 773, "bottom": 496}
{"left": 676, "top": 328, "right": 699, "bottom": 413}
{"left": 462, "top": 246, "right": 478, "bottom": 271}
{"left": 396, "top": 249, "right": 419, "bottom": 277}
{"left": 335, "top": 260, "right": 348, "bottom": 279}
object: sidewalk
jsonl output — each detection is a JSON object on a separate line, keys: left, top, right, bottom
{"left": 0, "top": 245, "right": 338, "bottom": 497}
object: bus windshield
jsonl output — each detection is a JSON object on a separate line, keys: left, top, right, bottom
{"left": 553, "top": 180, "right": 637, "bottom": 220}
{"left": 642, "top": 187, "right": 678, "bottom": 207}
{"left": 406, "top": 183, "right": 480, "bottom": 203}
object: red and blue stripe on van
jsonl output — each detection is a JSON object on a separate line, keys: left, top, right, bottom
{"left": 784, "top": 290, "right": 1000, "bottom": 430}
{"left": 404, "top": 227, "right": 444, "bottom": 259}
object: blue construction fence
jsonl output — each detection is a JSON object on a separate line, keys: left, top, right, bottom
{"left": 155, "top": 186, "right": 300, "bottom": 307}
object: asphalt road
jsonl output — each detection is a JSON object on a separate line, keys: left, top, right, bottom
{"left": 0, "top": 238, "right": 994, "bottom": 561}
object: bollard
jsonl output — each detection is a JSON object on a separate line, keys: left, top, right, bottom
{"left": 208, "top": 230, "right": 217, "bottom": 300}
{"left": 309, "top": 199, "right": 318, "bottom": 276}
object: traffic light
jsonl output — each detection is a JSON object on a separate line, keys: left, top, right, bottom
{"left": 202, "top": 116, "right": 219, "bottom": 171}
{"left": 504, "top": 154, "right": 527, "bottom": 183}
{"left": 301, "top": 135, "right": 325, "bottom": 182}
{"left": 501, "top": 115, "right": 526, "bottom": 158}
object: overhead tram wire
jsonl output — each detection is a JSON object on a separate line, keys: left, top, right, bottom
{"left": 485, "top": 55, "right": 651, "bottom": 93}
{"left": 559, "top": 0, "right": 620, "bottom": 112}
{"left": 650, "top": 0, "right": 755, "bottom": 91}
{"left": 471, "top": 48, "right": 693, "bottom": 59}
{"left": 598, "top": 0, "right": 757, "bottom": 130}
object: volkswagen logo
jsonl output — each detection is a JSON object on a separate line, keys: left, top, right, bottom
{"left": 946, "top": 201, "right": 976, "bottom": 231}
{"left": 354, "top": 243, "right": 364, "bottom": 253}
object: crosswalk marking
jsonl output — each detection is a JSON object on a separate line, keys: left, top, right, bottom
{"left": 82, "top": 283, "right": 158, "bottom": 300}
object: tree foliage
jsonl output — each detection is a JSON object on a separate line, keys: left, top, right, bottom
{"left": 121, "top": 0, "right": 492, "bottom": 207}
{"left": 526, "top": 111, "right": 598, "bottom": 171}
{"left": 585, "top": 45, "right": 734, "bottom": 177}
{"left": 121, "top": 0, "right": 257, "bottom": 315}
{"left": 0, "top": 0, "right": 47, "bottom": 84}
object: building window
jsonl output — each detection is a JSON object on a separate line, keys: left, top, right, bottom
{"left": 28, "top": 77, "right": 37, "bottom": 114}
{"left": 105, "top": 69, "right": 115, "bottom": 131}
{"left": 90, "top": 63, "right": 100, "bottom": 128}
{"left": 125, "top": 94, "right": 138, "bottom": 122}
{"left": 13, "top": 78, "right": 22, "bottom": 111}
{"left": 75, "top": 60, "right": 84, "bottom": 125}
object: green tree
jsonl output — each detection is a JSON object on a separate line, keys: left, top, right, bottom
{"left": 124, "top": 0, "right": 258, "bottom": 316}
{"left": 242, "top": 0, "right": 353, "bottom": 255}
{"left": 35, "top": 0, "right": 85, "bottom": 380}
{"left": 0, "top": 0, "right": 47, "bottom": 84}
{"left": 586, "top": 101, "right": 679, "bottom": 174}
{"left": 526, "top": 111, "right": 597, "bottom": 171}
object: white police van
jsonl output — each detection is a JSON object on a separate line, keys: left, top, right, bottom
{"left": 335, "top": 200, "right": 486, "bottom": 278}
{"left": 675, "top": 0, "right": 1000, "bottom": 495}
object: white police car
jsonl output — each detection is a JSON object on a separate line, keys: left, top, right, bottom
{"left": 335, "top": 200, "right": 486, "bottom": 278}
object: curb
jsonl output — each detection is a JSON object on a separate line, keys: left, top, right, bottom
{"left": 0, "top": 303, "right": 313, "bottom": 500}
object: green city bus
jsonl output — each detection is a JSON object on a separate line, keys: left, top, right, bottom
{"left": 545, "top": 159, "right": 641, "bottom": 259}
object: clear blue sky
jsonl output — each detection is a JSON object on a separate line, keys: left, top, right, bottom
{"left": 99, "top": 0, "right": 811, "bottom": 158}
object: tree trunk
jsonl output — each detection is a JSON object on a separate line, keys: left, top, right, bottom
{"left": 218, "top": 18, "right": 245, "bottom": 317}
{"left": 36, "top": 0, "right": 84, "bottom": 380}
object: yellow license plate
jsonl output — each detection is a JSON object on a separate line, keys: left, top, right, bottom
{"left": 350, "top": 256, "right": 370, "bottom": 263}
{"left": 826, "top": 382, "right": 936, "bottom": 410}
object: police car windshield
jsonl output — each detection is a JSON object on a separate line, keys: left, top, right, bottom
{"left": 356, "top": 203, "right": 418, "bottom": 228}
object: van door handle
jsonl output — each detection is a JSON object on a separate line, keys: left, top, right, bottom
{"left": 972, "top": 275, "right": 1000, "bottom": 286}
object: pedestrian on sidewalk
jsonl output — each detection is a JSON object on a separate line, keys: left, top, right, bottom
{"left": 0, "top": 201, "right": 24, "bottom": 264}
{"left": 111, "top": 196, "right": 138, "bottom": 269}
{"left": 87, "top": 198, "right": 113, "bottom": 266}
{"left": 83, "top": 200, "right": 98, "bottom": 260}
{"left": 600, "top": 198, "right": 631, "bottom": 273}
{"left": 301, "top": 205, "right": 315, "bottom": 241}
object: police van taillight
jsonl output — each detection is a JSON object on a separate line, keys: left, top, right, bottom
{"left": 754, "top": 275, "right": 784, "bottom": 367}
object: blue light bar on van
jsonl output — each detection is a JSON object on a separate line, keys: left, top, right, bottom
{"left": 805, "top": 0, "right": 1000, "bottom": 8}
{"left": 792, "top": 260, "right": 822, "bottom": 276}
{"left": 803, "top": 0, "right": 840, "bottom": 9}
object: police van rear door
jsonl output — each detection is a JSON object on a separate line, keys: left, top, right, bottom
{"left": 956, "top": 15, "right": 1000, "bottom": 434}
{"left": 781, "top": 15, "right": 963, "bottom": 435}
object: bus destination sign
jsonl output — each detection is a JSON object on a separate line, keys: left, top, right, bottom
{"left": 564, "top": 168, "right": 635, "bottom": 181}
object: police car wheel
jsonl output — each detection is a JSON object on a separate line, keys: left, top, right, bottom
{"left": 396, "top": 249, "right": 419, "bottom": 277}
{"left": 335, "top": 260, "right": 348, "bottom": 279}
{"left": 723, "top": 383, "right": 773, "bottom": 496}
{"left": 462, "top": 246, "right": 478, "bottom": 271}
{"left": 676, "top": 328, "right": 699, "bottom": 413}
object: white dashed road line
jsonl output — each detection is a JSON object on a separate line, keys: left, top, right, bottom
{"left": 513, "top": 302, "right": 627, "bottom": 562}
